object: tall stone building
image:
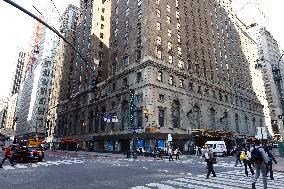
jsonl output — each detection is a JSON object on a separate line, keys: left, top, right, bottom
{"left": 234, "top": 0, "right": 284, "bottom": 140}
{"left": 56, "top": 0, "right": 265, "bottom": 151}
{"left": 10, "top": 50, "right": 26, "bottom": 96}
{"left": 16, "top": 2, "right": 60, "bottom": 138}
{"left": 55, "top": 0, "right": 111, "bottom": 148}
{"left": 47, "top": 4, "right": 79, "bottom": 143}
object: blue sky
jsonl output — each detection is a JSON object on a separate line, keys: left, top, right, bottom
{"left": 0, "top": 0, "right": 284, "bottom": 100}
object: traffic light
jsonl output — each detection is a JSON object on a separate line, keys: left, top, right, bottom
{"left": 88, "top": 77, "right": 96, "bottom": 92}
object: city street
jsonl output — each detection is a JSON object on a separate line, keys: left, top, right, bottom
{"left": 0, "top": 150, "right": 283, "bottom": 189}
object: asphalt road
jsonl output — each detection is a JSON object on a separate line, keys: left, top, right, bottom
{"left": 0, "top": 149, "right": 282, "bottom": 189}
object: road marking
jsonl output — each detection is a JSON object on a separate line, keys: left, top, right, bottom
{"left": 15, "top": 164, "right": 27, "bottom": 168}
{"left": 2, "top": 165, "right": 15, "bottom": 170}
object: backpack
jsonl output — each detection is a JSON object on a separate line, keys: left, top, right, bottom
{"left": 250, "top": 147, "right": 263, "bottom": 163}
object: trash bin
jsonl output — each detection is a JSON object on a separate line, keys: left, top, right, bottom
{"left": 278, "top": 142, "right": 284, "bottom": 158}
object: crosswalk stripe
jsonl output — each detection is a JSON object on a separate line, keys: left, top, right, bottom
{"left": 131, "top": 186, "right": 152, "bottom": 189}
{"left": 146, "top": 183, "right": 181, "bottom": 189}
{"left": 15, "top": 164, "right": 27, "bottom": 168}
{"left": 131, "top": 170, "right": 284, "bottom": 189}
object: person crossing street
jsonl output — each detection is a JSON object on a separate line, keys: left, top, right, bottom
{"left": 250, "top": 140, "right": 268, "bottom": 189}
{"left": 203, "top": 144, "right": 216, "bottom": 179}
{"left": 240, "top": 149, "right": 255, "bottom": 177}
{"left": 0, "top": 145, "right": 15, "bottom": 168}
{"left": 264, "top": 146, "right": 277, "bottom": 180}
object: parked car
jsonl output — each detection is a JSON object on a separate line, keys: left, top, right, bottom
{"left": 12, "top": 146, "right": 44, "bottom": 162}
{"left": 205, "top": 141, "right": 227, "bottom": 156}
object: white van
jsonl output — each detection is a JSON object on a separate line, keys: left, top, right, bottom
{"left": 205, "top": 141, "right": 227, "bottom": 156}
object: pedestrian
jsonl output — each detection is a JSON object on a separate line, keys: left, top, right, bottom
{"left": 168, "top": 148, "right": 174, "bottom": 161}
{"left": 0, "top": 145, "right": 15, "bottom": 168}
{"left": 264, "top": 146, "right": 277, "bottom": 180}
{"left": 203, "top": 144, "right": 216, "bottom": 179}
{"left": 195, "top": 146, "right": 199, "bottom": 156}
{"left": 240, "top": 149, "right": 255, "bottom": 177}
{"left": 174, "top": 148, "right": 181, "bottom": 160}
{"left": 250, "top": 140, "right": 268, "bottom": 189}
{"left": 234, "top": 147, "right": 243, "bottom": 167}
{"left": 76, "top": 143, "right": 79, "bottom": 152}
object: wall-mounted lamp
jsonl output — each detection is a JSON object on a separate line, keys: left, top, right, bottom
{"left": 144, "top": 108, "right": 148, "bottom": 118}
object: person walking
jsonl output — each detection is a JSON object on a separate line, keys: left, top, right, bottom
{"left": 240, "top": 149, "right": 255, "bottom": 177}
{"left": 174, "top": 148, "right": 181, "bottom": 160}
{"left": 168, "top": 148, "right": 174, "bottom": 161}
{"left": 203, "top": 144, "right": 216, "bottom": 179}
{"left": 264, "top": 146, "right": 277, "bottom": 180}
{"left": 0, "top": 145, "right": 15, "bottom": 168}
{"left": 250, "top": 140, "right": 268, "bottom": 189}
{"left": 234, "top": 147, "right": 243, "bottom": 167}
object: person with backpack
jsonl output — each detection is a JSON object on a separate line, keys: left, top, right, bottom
{"left": 240, "top": 149, "right": 255, "bottom": 177}
{"left": 250, "top": 140, "right": 268, "bottom": 189}
{"left": 203, "top": 144, "right": 217, "bottom": 179}
{"left": 264, "top": 146, "right": 277, "bottom": 180}
{"left": 0, "top": 145, "right": 15, "bottom": 168}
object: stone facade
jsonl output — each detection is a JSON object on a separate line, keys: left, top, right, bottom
{"left": 55, "top": 0, "right": 266, "bottom": 152}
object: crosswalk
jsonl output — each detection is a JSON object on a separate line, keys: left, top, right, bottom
{"left": 0, "top": 159, "right": 86, "bottom": 171}
{"left": 131, "top": 170, "right": 284, "bottom": 189}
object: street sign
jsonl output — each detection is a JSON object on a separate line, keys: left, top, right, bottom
{"left": 168, "top": 134, "right": 172, "bottom": 142}
{"left": 256, "top": 127, "right": 267, "bottom": 140}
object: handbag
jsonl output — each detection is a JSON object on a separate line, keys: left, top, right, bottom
{"left": 211, "top": 157, "right": 217, "bottom": 164}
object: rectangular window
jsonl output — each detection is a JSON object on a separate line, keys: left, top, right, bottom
{"left": 123, "top": 56, "right": 129, "bottom": 66}
{"left": 168, "top": 42, "right": 172, "bottom": 50}
{"left": 157, "top": 71, "right": 163, "bottom": 81}
{"left": 159, "top": 94, "right": 165, "bottom": 102}
{"left": 179, "top": 79, "right": 184, "bottom": 88}
{"left": 178, "top": 47, "right": 182, "bottom": 55}
{"left": 176, "top": 11, "right": 180, "bottom": 19}
{"left": 168, "top": 55, "right": 173, "bottom": 63}
{"left": 177, "top": 23, "right": 181, "bottom": 31}
{"left": 167, "top": 16, "right": 171, "bottom": 24}
{"left": 126, "top": 8, "right": 129, "bottom": 16}
{"left": 169, "top": 75, "right": 174, "bottom": 85}
{"left": 156, "top": 9, "right": 160, "bottom": 17}
{"left": 167, "top": 4, "right": 171, "bottom": 12}
{"left": 125, "top": 20, "right": 129, "bottom": 28}
{"left": 136, "top": 72, "right": 142, "bottom": 83}
{"left": 177, "top": 34, "right": 181, "bottom": 43}
{"left": 157, "top": 22, "right": 161, "bottom": 30}
{"left": 168, "top": 29, "right": 172, "bottom": 37}
{"left": 112, "top": 82, "right": 116, "bottom": 92}
{"left": 178, "top": 60, "right": 184, "bottom": 69}
{"left": 157, "top": 49, "right": 162, "bottom": 59}
{"left": 157, "top": 36, "right": 162, "bottom": 45}
{"left": 159, "top": 109, "right": 165, "bottom": 127}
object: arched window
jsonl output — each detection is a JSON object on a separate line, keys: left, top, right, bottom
{"left": 235, "top": 114, "right": 239, "bottom": 132}
{"left": 252, "top": 118, "right": 256, "bottom": 134}
{"left": 121, "top": 101, "right": 129, "bottom": 130}
{"left": 100, "top": 107, "right": 106, "bottom": 131}
{"left": 245, "top": 116, "right": 249, "bottom": 133}
{"left": 191, "top": 104, "right": 201, "bottom": 129}
{"left": 222, "top": 112, "right": 229, "bottom": 131}
{"left": 209, "top": 108, "right": 216, "bottom": 129}
{"left": 172, "top": 100, "right": 180, "bottom": 128}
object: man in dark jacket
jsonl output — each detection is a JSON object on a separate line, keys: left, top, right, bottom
{"left": 264, "top": 146, "right": 277, "bottom": 180}
{"left": 0, "top": 145, "right": 15, "bottom": 168}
